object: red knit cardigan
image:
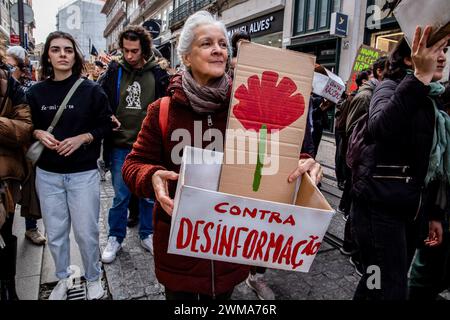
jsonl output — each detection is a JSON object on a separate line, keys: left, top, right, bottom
{"left": 122, "top": 74, "right": 250, "bottom": 296}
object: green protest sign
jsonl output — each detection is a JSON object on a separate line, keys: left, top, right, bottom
{"left": 347, "top": 45, "right": 386, "bottom": 92}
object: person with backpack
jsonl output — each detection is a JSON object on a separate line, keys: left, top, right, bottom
{"left": 340, "top": 59, "right": 387, "bottom": 275}
{"left": 27, "top": 31, "right": 112, "bottom": 300}
{"left": 350, "top": 27, "right": 450, "bottom": 300}
{"left": 121, "top": 11, "right": 322, "bottom": 300}
{"left": 336, "top": 71, "right": 371, "bottom": 217}
{"left": 98, "top": 25, "right": 169, "bottom": 264}
{"left": 0, "top": 50, "right": 32, "bottom": 301}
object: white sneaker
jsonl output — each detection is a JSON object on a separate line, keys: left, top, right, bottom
{"left": 86, "top": 277, "right": 105, "bottom": 300}
{"left": 140, "top": 235, "right": 153, "bottom": 255}
{"left": 101, "top": 236, "right": 121, "bottom": 264}
{"left": 48, "top": 278, "right": 73, "bottom": 300}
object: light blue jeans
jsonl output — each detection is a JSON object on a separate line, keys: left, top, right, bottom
{"left": 35, "top": 168, "right": 102, "bottom": 282}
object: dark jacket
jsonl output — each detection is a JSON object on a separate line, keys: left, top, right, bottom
{"left": 98, "top": 59, "right": 169, "bottom": 115}
{"left": 98, "top": 60, "right": 169, "bottom": 162}
{"left": 346, "top": 79, "right": 378, "bottom": 137}
{"left": 122, "top": 73, "right": 249, "bottom": 296}
{"left": 354, "top": 74, "right": 440, "bottom": 218}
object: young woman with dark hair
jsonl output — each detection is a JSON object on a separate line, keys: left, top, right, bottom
{"left": 27, "top": 31, "right": 112, "bottom": 300}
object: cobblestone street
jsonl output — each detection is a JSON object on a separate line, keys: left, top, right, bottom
{"left": 99, "top": 136, "right": 360, "bottom": 300}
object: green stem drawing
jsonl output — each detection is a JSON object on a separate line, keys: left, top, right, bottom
{"left": 253, "top": 124, "right": 267, "bottom": 192}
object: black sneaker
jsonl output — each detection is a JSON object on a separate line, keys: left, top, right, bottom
{"left": 349, "top": 257, "right": 364, "bottom": 277}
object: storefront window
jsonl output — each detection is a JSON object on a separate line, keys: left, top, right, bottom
{"left": 373, "top": 31, "right": 403, "bottom": 52}
{"left": 252, "top": 32, "right": 283, "bottom": 48}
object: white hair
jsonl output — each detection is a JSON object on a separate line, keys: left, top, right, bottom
{"left": 177, "top": 10, "right": 231, "bottom": 69}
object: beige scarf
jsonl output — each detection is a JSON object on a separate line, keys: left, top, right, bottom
{"left": 182, "top": 70, "right": 230, "bottom": 114}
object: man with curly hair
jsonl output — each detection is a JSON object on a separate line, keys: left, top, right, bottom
{"left": 98, "top": 25, "right": 169, "bottom": 263}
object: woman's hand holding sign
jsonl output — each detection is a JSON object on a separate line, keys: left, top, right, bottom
{"left": 288, "top": 158, "right": 323, "bottom": 186}
{"left": 152, "top": 170, "right": 179, "bottom": 216}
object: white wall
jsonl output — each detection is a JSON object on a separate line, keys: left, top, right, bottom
{"left": 281, "top": 0, "right": 293, "bottom": 48}
{"left": 338, "top": 0, "right": 367, "bottom": 82}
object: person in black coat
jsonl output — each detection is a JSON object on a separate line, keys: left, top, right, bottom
{"left": 351, "top": 27, "right": 450, "bottom": 300}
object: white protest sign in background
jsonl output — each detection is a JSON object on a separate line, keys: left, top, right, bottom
{"left": 312, "top": 68, "right": 345, "bottom": 104}
{"left": 394, "top": 0, "right": 450, "bottom": 47}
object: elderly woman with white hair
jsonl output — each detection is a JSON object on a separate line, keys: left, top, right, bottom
{"left": 122, "top": 10, "right": 322, "bottom": 300}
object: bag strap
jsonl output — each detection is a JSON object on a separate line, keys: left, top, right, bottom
{"left": 47, "top": 78, "right": 84, "bottom": 133}
{"left": 159, "top": 96, "right": 170, "bottom": 142}
{"left": 116, "top": 67, "right": 122, "bottom": 106}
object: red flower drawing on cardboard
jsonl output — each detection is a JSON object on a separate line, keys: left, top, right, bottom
{"left": 232, "top": 71, "right": 306, "bottom": 192}
{"left": 233, "top": 71, "right": 306, "bottom": 132}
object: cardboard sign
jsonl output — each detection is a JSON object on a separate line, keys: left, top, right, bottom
{"left": 312, "top": 68, "right": 346, "bottom": 104}
{"left": 168, "top": 147, "right": 334, "bottom": 272}
{"left": 219, "top": 42, "right": 316, "bottom": 205}
{"left": 347, "top": 45, "right": 386, "bottom": 92}
{"left": 394, "top": 0, "right": 450, "bottom": 47}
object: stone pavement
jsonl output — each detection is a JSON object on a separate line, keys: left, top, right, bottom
{"left": 99, "top": 135, "right": 360, "bottom": 300}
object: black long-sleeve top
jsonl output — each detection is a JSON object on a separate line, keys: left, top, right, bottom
{"left": 27, "top": 73, "right": 112, "bottom": 174}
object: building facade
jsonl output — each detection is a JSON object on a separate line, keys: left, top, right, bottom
{"left": 8, "top": 0, "right": 36, "bottom": 52}
{"left": 220, "top": 0, "right": 285, "bottom": 49}
{"left": 99, "top": 0, "right": 448, "bottom": 132}
{"left": 283, "top": 0, "right": 399, "bottom": 133}
{"left": 126, "top": 0, "right": 173, "bottom": 60}
{"left": 0, "top": 0, "right": 11, "bottom": 51}
{"left": 57, "top": 0, "right": 107, "bottom": 59}
{"left": 102, "top": 0, "right": 126, "bottom": 52}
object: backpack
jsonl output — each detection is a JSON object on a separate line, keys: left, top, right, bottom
{"left": 346, "top": 112, "right": 370, "bottom": 170}
{"left": 346, "top": 111, "right": 378, "bottom": 200}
